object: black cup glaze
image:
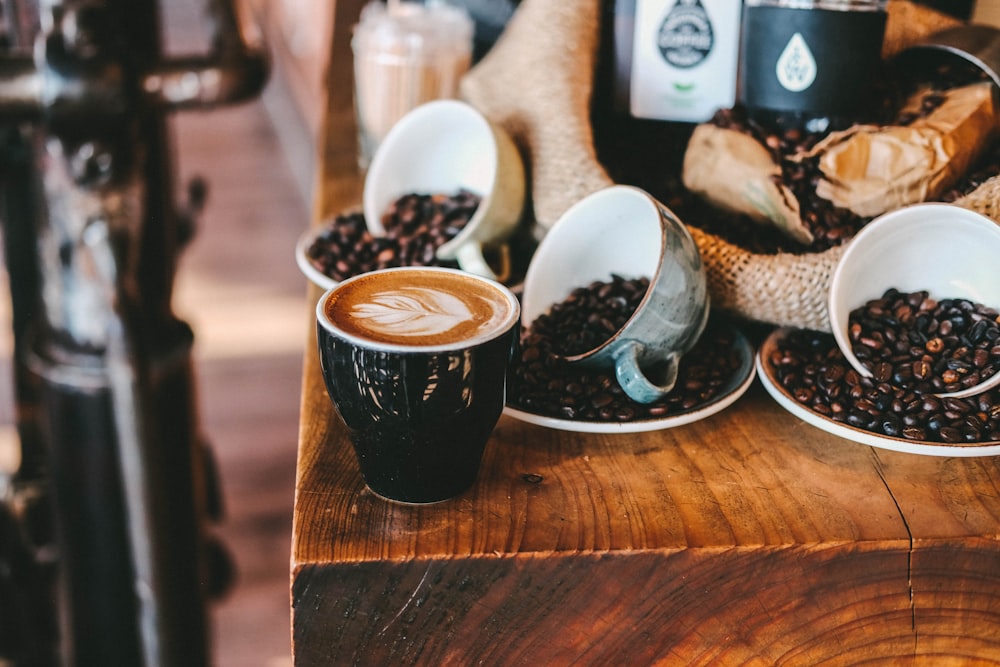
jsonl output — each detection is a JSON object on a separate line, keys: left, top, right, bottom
{"left": 317, "top": 316, "right": 518, "bottom": 504}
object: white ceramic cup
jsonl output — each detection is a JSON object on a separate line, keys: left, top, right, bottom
{"left": 520, "top": 185, "right": 710, "bottom": 404}
{"left": 363, "top": 99, "right": 525, "bottom": 282}
{"left": 828, "top": 202, "right": 1000, "bottom": 398}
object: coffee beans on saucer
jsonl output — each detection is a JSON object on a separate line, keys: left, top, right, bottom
{"left": 509, "top": 276, "right": 743, "bottom": 422}
{"left": 306, "top": 190, "right": 480, "bottom": 282}
{"left": 767, "top": 328, "right": 1000, "bottom": 443}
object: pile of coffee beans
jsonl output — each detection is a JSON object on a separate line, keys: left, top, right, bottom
{"left": 508, "top": 277, "right": 744, "bottom": 422}
{"left": 305, "top": 190, "right": 480, "bottom": 282}
{"left": 766, "top": 328, "right": 1000, "bottom": 444}
{"left": 848, "top": 289, "right": 1000, "bottom": 395}
{"left": 708, "top": 85, "right": 953, "bottom": 251}
{"left": 531, "top": 275, "right": 649, "bottom": 357}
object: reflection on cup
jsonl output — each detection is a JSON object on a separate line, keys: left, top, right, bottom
{"left": 520, "top": 185, "right": 709, "bottom": 404}
{"left": 316, "top": 267, "right": 520, "bottom": 503}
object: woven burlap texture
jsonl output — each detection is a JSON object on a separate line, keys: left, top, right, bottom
{"left": 460, "top": 0, "right": 993, "bottom": 333}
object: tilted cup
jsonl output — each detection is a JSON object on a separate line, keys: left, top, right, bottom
{"left": 317, "top": 266, "right": 520, "bottom": 504}
{"left": 828, "top": 203, "right": 1000, "bottom": 399}
{"left": 520, "top": 185, "right": 710, "bottom": 404}
{"left": 363, "top": 99, "right": 525, "bottom": 282}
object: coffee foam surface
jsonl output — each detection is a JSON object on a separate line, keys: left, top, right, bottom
{"left": 325, "top": 269, "right": 516, "bottom": 347}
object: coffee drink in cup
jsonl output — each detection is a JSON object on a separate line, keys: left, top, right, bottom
{"left": 323, "top": 267, "right": 515, "bottom": 347}
{"left": 317, "top": 267, "right": 520, "bottom": 504}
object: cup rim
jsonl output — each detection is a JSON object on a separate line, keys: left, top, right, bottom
{"left": 894, "top": 25, "right": 1000, "bottom": 97}
{"left": 520, "top": 184, "right": 711, "bottom": 370}
{"left": 317, "top": 266, "right": 520, "bottom": 353}
{"left": 521, "top": 185, "right": 668, "bottom": 330}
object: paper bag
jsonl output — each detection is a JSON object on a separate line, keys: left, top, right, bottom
{"left": 807, "top": 82, "right": 998, "bottom": 217}
{"left": 682, "top": 83, "right": 998, "bottom": 244}
{"left": 682, "top": 124, "right": 811, "bottom": 244}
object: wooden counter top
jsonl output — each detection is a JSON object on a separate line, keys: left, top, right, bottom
{"left": 294, "top": 359, "right": 1000, "bottom": 664}
{"left": 291, "top": 3, "right": 1000, "bottom": 664}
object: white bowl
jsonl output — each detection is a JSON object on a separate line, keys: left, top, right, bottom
{"left": 828, "top": 203, "right": 1000, "bottom": 398}
{"left": 362, "top": 99, "right": 525, "bottom": 280}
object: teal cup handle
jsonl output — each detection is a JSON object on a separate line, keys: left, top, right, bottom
{"left": 614, "top": 341, "right": 680, "bottom": 404}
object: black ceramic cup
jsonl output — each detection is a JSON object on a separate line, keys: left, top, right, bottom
{"left": 316, "top": 266, "right": 520, "bottom": 504}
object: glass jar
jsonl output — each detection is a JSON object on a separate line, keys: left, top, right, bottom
{"left": 351, "top": 1, "right": 474, "bottom": 170}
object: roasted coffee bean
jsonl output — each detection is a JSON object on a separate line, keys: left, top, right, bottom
{"left": 609, "top": 60, "right": 997, "bottom": 258}
{"left": 768, "top": 329, "right": 1000, "bottom": 444}
{"left": 306, "top": 190, "right": 480, "bottom": 282}
{"left": 530, "top": 275, "right": 650, "bottom": 358}
{"left": 848, "top": 289, "right": 1000, "bottom": 395}
{"left": 508, "top": 278, "right": 743, "bottom": 423}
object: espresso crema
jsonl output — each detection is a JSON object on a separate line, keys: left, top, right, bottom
{"left": 324, "top": 268, "right": 517, "bottom": 347}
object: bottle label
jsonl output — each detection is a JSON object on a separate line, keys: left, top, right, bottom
{"left": 630, "top": 0, "right": 741, "bottom": 123}
{"left": 658, "top": 1, "right": 712, "bottom": 68}
{"left": 775, "top": 33, "right": 817, "bottom": 92}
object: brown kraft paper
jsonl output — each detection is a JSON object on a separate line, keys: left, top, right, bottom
{"left": 805, "top": 82, "right": 999, "bottom": 218}
{"left": 682, "top": 82, "right": 998, "bottom": 244}
{"left": 682, "top": 124, "right": 810, "bottom": 244}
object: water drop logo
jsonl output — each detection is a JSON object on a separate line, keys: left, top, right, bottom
{"left": 351, "top": 287, "right": 473, "bottom": 337}
{"left": 657, "top": 0, "right": 714, "bottom": 69}
{"left": 775, "top": 33, "right": 817, "bottom": 93}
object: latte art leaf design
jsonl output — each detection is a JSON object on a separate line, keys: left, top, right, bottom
{"left": 351, "top": 287, "right": 474, "bottom": 337}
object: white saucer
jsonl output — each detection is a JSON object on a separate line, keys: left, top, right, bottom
{"left": 295, "top": 227, "right": 339, "bottom": 291}
{"left": 756, "top": 328, "right": 1000, "bottom": 457}
{"left": 503, "top": 324, "right": 756, "bottom": 434}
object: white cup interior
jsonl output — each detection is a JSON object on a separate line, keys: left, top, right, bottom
{"left": 521, "top": 185, "right": 664, "bottom": 327}
{"left": 828, "top": 203, "right": 1000, "bottom": 397}
{"left": 363, "top": 99, "right": 497, "bottom": 235}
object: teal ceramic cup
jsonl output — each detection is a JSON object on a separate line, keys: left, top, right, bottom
{"left": 520, "top": 185, "right": 710, "bottom": 404}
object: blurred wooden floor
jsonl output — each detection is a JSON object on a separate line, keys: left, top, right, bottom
{"left": 170, "top": 97, "right": 308, "bottom": 667}
{"left": 167, "top": 4, "right": 310, "bottom": 665}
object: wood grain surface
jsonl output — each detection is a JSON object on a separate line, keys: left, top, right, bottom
{"left": 291, "top": 1, "right": 1000, "bottom": 663}
{"left": 294, "top": 357, "right": 1000, "bottom": 664}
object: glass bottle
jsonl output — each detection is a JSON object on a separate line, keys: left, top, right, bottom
{"left": 593, "top": 0, "right": 742, "bottom": 198}
{"left": 610, "top": 0, "right": 743, "bottom": 123}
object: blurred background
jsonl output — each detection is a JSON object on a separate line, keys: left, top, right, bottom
{"left": 0, "top": 0, "right": 311, "bottom": 665}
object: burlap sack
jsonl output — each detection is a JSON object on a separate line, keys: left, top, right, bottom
{"left": 460, "top": 0, "right": 995, "bottom": 332}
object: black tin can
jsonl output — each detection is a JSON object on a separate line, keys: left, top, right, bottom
{"left": 738, "top": 0, "right": 888, "bottom": 133}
